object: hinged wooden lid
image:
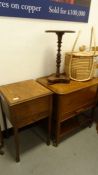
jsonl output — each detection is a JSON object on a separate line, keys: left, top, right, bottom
{"left": 0, "top": 80, "right": 52, "bottom": 106}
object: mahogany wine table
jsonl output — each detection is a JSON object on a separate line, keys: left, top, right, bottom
{"left": 46, "top": 30, "right": 75, "bottom": 84}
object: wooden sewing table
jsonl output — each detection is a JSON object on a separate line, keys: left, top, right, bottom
{"left": 37, "top": 77, "right": 98, "bottom": 146}
{"left": 0, "top": 80, "right": 52, "bottom": 162}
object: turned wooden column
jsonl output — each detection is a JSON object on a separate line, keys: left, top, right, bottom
{"left": 46, "top": 30, "right": 75, "bottom": 84}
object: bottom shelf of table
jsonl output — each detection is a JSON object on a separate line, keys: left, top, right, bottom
{"left": 60, "top": 114, "right": 92, "bottom": 139}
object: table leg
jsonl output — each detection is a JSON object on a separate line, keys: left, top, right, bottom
{"left": 88, "top": 107, "right": 96, "bottom": 128}
{"left": 0, "top": 100, "right": 9, "bottom": 138}
{"left": 0, "top": 125, "right": 3, "bottom": 147}
{"left": 56, "top": 122, "right": 60, "bottom": 147}
{"left": 47, "top": 116, "right": 51, "bottom": 145}
{"left": 96, "top": 123, "right": 98, "bottom": 133}
{"left": 0, "top": 125, "right": 4, "bottom": 155}
{"left": 53, "top": 121, "right": 60, "bottom": 147}
{"left": 47, "top": 96, "right": 52, "bottom": 145}
{"left": 14, "top": 127, "right": 20, "bottom": 162}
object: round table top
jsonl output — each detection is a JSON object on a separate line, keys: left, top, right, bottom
{"left": 45, "top": 30, "right": 75, "bottom": 34}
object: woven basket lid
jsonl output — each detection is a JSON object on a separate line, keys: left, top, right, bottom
{"left": 66, "top": 51, "right": 98, "bottom": 57}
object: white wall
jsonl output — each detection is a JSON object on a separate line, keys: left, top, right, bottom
{"left": 0, "top": 0, "right": 98, "bottom": 129}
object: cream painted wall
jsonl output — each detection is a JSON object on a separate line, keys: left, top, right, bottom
{"left": 0, "top": 0, "right": 98, "bottom": 129}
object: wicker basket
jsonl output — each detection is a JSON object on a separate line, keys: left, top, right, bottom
{"left": 65, "top": 27, "right": 98, "bottom": 81}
